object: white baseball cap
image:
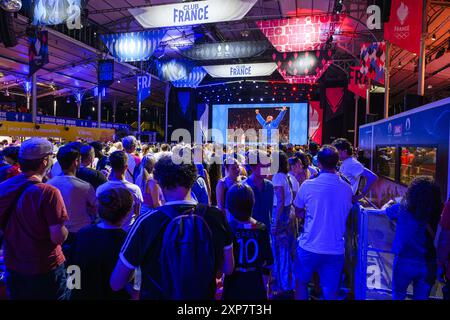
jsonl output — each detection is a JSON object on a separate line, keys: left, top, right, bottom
{"left": 19, "top": 138, "right": 53, "bottom": 160}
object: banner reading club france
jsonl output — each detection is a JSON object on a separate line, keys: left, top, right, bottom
{"left": 203, "top": 62, "right": 278, "bottom": 78}
{"left": 129, "top": 0, "right": 257, "bottom": 28}
{"left": 137, "top": 75, "right": 152, "bottom": 103}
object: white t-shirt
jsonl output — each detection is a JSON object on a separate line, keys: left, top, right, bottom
{"left": 96, "top": 179, "right": 144, "bottom": 231}
{"left": 47, "top": 175, "right": 97, "bottom": 233}
{"left": 339, "top": 157, "right": 365, "bottom": 194}
{"left": 308, "top": 165, "right": 319, "bottom": 177}
{"left": 125, "top": 153, "right": 139, "bottom": 183}
{"left": 288, "top": 172, "right": 300, "bottom": 194}
{"left": 272, "top": 172, "right": 293, "bottom": 207}
{"left": 294, "top": 173, "right": 353, "bottom": 255}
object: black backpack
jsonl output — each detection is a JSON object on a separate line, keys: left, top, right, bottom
{"left": 157, "top": 204, "right": 216, "bottom": 300}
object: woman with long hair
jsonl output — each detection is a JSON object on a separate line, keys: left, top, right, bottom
{"left": 383, "top": 176, "right": 442, "bottom": 300}
{"left": 269, "top": 151, "right": 296, "bottom": 299}
{"left": 135, "top": 154, "right": 164, "bottom": 212}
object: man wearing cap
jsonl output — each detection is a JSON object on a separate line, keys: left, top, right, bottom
{"left": 0, "top": 138, "right": 70, "bottom": 300}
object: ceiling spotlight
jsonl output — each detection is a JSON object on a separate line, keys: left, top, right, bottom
{"left": 92, "top": 107, "right": 95, "bottom": 111}
{"left": 334, "top": 0, "right": 343, "bottom": 14}
{"left": 260, "top": 98, "right": 263, "bottom": 101}
{"left": 251, "top": 98, "right": 254, "bottom": 101}
{"left": 427, "top": 84, "right": 433, "bottom": 89}
{"left": 238, "top": 98, "right": 241, "bottom": 102}
{"left": 241, "top": 30, "right": 250, "bottom": 38}
{"left": 398, "top": 60, "right": 402, "bottom": 68}
{"left": 5, "top": 89, "right": 10, "bottom": 96}
{"left": 431, "top": 34, "right": 436, "bottom": 41}
{"left": 117, "top": 79, "right": 121, "bottom": 84}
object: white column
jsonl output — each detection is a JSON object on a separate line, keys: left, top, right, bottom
{"left": 418, "top": 0, "right": 428, "bottom": 96}
{"left": 365, "top": 79, "right": 371, "bottom": 123}
{"left": 354, "top": 95, "right": 360, "bottom": 147}
{"left": 384, "top": 41, "right": 390, "bottom": 119}
{"left": 32, "top": 73, "right": 37, "bottom": 123}
{"left": 77, "top": 102, "right": 81, "bottom": 118}
{"left": 164, "top": 82, "right": 171, "bottom": 142}
{"left": 97, "top": 93, "right": 102, "bottom": 128}
{"left": 138, "top": 100, "right": 142, "bottom": 136}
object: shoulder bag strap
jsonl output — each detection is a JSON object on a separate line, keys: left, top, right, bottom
{"left": 1, "top": 180, "right": 39, "bottom": 230}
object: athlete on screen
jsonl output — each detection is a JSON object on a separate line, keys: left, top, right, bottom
{"left": 255, "top": 106, "right": 287, "bottom": 144}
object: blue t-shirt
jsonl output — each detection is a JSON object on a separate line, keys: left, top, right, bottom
{"left": 192, "top": 176, "right": 209, "bottom": 205}
{"left": 386, "top": 203, "right": 436, "bottom": 261}
{"left": 244, "top": 178, "right": 274, "bottom": 229}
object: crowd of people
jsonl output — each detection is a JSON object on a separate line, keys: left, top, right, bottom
{"left": 0, "top": 135, "right": 449, "bottom": 301}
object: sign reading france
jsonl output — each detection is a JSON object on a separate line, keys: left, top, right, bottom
{"left": 137, "top": 75, "right": 152, "bottom": 103}
{"left": 174, "top": 3, "right": 209, "bottom": 23}
{"left": 129, "top": 0, "right": 257, "bottom": 28}
{"left": 203, "top": 62, "right": 278, "bottom": 78}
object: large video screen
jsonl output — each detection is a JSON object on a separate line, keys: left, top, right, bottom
{"left": 212, "top": 103, "right": 308, "bottom": 145}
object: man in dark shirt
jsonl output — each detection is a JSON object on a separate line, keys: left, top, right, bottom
{"left": 110, "top": 151, "right": 234, "bottom": 300}
{"left": 223, "top": 183, "right": 273, "bottom": 300}
{"left": 71, "top": 188, "right": 134, "bottom": 300}
{"left": 244, "top": 150, "right": 274, "bottom": 229}
{"left": 76, "top": 145, "right": 108, "bottom": 190}
{"left": 90, "top": 141, "right": 109, "bottom": 172}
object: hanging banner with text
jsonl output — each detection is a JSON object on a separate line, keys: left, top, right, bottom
{"left": 181, "top": 41, "right": 269, "bottom": 60}
{"left": 203, "top": 62, "right": 278, "bottom": 78}
{"left": 360, "top": 42, "right": 386, "bottom": 85}
{"left": 0, "top": 121, "right": 114, "bottom": 142}
{"left": 256, "top": 14, "right": 346, "bottom": 52}
{"left": 348, "top": 66, "right": 369, "bottom": 99}
{"left": 309, "top": 101, "right": 323, "bottom": 145}
{"left": 129, "top": 0, "right": 257, "bottom": 29}
{"left": 137, "top": 75, "right": 152, "bottom": 103}
{"left": 384, "top": 0, "right": 423, "bottom": 55}
{"left": 101, "top": 30, "right": 166, "bottom": 62}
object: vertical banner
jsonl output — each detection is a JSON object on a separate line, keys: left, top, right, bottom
{"left": 309, "top": 101, "right": 323, "bottom": 145}
{"left": 137, "top": 75, "right": 152, "bottom": 103}
{"left": 348, "top": 66, "right": 369, "bottom": 99}
{"left": 384, "top": 0, "right": 423, "bottom": 55}
{"left": 325, "top": 87, "right": 345, "bottom": 120}
{"left": 98, "top": 60, "right": 114, "bottom": 88}
{"left": 29, "top": 30, "right": 49, "bottom": 76}
{"left": 360, "top": 42, "right": 386, "bottom": 85}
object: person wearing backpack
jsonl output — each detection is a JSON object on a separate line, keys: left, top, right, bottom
{"left": 223, "top": 183, "right": 273, "bottom": 300}
{"left": 110, "top": 152, "right": 234, "bottom": 300}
